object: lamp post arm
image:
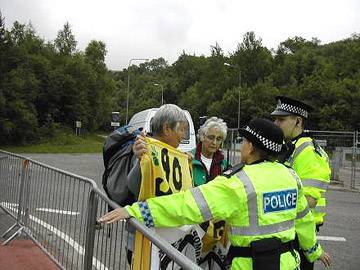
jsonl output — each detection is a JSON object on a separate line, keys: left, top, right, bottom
{"left": 224, "top": 62, "right": 241, "bottom": 129}
{"left": 238, "top": 70, "right": 241, "bottom": 129}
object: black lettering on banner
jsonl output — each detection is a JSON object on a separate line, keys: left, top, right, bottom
{"left": 172, "top": 157, "right": 183, "bottom": 191}
{"left": 161, "top": 148, "right": 170, "bottom": 181}
{"left": 155, "top": 177, "right": 172, "bottom": 197}
{"left": 191, "top": 229, "right": 202, "bottom": 262}
{"left": 160, "top": 229, "right": 202, "bottom": 268}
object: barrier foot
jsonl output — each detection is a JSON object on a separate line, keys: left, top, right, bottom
{"left": 1, "top": 223, "right": 18, "bottom": 238}
{"left": 2, "top": 226, "right": 25, "bottom": 246}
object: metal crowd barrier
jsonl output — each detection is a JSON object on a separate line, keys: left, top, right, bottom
{"left": 309, "top": 130, "right": 359, "bottom": 190}
{"left": 0, "top": 150, "right": 201, "bottom": 270}
{"left": 224, "top": 128, "right": 240, "bottom": 165}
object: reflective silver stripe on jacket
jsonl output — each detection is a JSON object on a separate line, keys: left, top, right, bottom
{"left": 296, "top": 206, "right": 310, "bottom": 219}
{"left": 288, "top": 141, "right": 313, "bottom": 167}
{"left": 288, "top": 168, "right": 302, "bottom": 190}
{"left": 229, "top": 170, "right": 295, "bottom": 236}
{"left": 191, "top": 187, "right": 213, "bottom": 221}
{"left": 230, "top": 219, "right": 295, "bottom": 236}
{"left": 302, "top": 179, "right": 329, "bottom": 190}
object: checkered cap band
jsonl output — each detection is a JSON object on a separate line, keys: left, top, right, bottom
{"left": 276, "top": 102, "right": 308, "bottom": 118}
{"left": 138, "top": 201, "right": 154, "bottom": 227}
{"left": 245, "top": 126, "right": 282, "bottom": 152}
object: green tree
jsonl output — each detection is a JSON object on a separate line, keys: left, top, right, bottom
{"left": 54, "top": 22, "right": 77, "bottom": 55}
{"left": 85, "top": 40, "right": 107, "bottom": 72}
{"left": 231, "top": 32, "right": 274, "bottom": 87}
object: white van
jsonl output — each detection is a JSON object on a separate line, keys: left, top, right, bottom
{"left": 128, "top": 108, "right": 196, "bottom": 153}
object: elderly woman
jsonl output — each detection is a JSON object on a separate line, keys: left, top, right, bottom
{"left": 127, "top": 104, "right": 188, "bottom": 198}
{"left": 125, "top": 104, "right": 197, "bottom": 268}
{"left": 192, "top": 117, "right": 229, "bottom": 187}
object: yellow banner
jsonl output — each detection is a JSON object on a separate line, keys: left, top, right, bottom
{"left": 133, "top": 137, "right": 192, "bottom": 269}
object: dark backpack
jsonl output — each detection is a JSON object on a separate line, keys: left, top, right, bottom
{"left": 102, "top": 125, "right": 141, "bottom": 206}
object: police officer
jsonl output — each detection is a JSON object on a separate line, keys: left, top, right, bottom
{"left": 99, "top": 118, "right": 331, "bottom": 270}
{"left": 271, "top": 96, "right": 331, "bottom": 270}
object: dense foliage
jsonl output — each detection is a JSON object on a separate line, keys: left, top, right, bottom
{"left": 1, "top": 13, "right": 359, "bottom": 145}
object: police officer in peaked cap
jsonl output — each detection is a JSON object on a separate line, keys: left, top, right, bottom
{"left": 271, "top": 96, "right": 313, "bottom": 139}
{"left": 271, "top": 96, "right": 332, "bottom": 270}
{"left": 99, "top": 118, "right": 331, "bottom": 270}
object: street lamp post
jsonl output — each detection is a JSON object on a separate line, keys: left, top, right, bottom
{"left": 224, "top": 62, "right": 241, "bottom": 129}
{"left": 154, "top": 83, "right": 164, "bottom": 106}
{"left": 126, "top": 58, "right": 149, "bottom": 124}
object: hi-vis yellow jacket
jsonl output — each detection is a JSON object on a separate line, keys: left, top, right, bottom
{"left": 126, "top": 161, "right": 323, "bottom": 270}
{"left": 286, "top": 137, "right": 331, "bottom": 225}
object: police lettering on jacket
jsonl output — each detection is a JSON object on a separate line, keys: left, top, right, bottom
{"left": 263, "top": 189, "right": 297, "bottom": 214}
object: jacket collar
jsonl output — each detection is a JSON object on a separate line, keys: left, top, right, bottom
{"left": 248, "top": 159, "right": 267, "bottom": 165}
{"left": 290, "top": 132, "right": 308, "bottom": 143}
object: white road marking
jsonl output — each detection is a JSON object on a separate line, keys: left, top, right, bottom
{"left": 317, "top": 236, "right": 346, "bottom": 242}
{"left": 1, "top": 202, "right": 19, "bottom": 207}
{"left": 1, "top": 203, "right": 79, "bottom": 216}
{"left": 36, "top": 208, "right": 79, "bottom": 216}
{"left": 1, "top": 202, "right": 108, "bottom": 270}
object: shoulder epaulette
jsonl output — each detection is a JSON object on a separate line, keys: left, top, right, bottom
{"left": 222, "top": 162, "right": 245, "bottom": 178}
{"left": 311, "top": 138, "right": 323, "bottom": 157}
{"left": 281, "top": 162, "right": 292, "bottom": 169}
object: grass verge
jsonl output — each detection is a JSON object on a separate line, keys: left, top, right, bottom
{"left": 1, "top": 133, "right": 105, "bottom": 154}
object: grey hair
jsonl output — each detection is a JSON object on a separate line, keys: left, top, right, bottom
{"left": 150, "top": 104, "right": 187, "bottom": 136}
{"left": 198, "top": 117, "right": 228, "bottom": 141}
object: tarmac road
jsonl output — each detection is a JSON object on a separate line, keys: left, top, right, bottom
{"left": 22, "top": 153, "right": 105, "bottom": 188}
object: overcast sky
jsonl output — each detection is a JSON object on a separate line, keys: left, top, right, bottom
{"left": 1, "top": 0, "right": 359, "bottom": 70}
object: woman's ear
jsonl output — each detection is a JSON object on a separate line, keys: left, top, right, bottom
{"left": 248, "top": 141, "right": 256, "bottom": 155}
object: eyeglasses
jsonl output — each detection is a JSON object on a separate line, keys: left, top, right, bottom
{"left": 205, "top": 135, "right": 223, "bottom": 143}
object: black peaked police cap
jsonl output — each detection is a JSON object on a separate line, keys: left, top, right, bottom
{"left": 271, "top": 96, "right": 313, "bottom": 119}
{"left": 239, "top": 118, "right": 284, "bottom": 154}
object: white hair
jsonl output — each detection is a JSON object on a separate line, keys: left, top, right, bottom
{"left": 150, "top": 104, "right": 187, "bottom": 136}
{"left": 198, "top": 117, "right": 228, "bottom": 141}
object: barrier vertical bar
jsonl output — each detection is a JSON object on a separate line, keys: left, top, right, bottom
{"left": 351, "top": 131, "right": 356, "bottom": 189}
{"left": 354, "top": 130, "right": 359, "bottom": 189}
{"left": 232, "top": 130, "right": 236, "bottom": 163}
{"left": 23, "top": 163, "right": 32, "bottom": 229}
{"left": 83, "top": 189, "right": 98, "bottom": 270}
{"left": 2, "top": 159, "right": 29, "bottom": 245}
{"left": 230, "top": 131, "right": 235, "bottom": 164}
